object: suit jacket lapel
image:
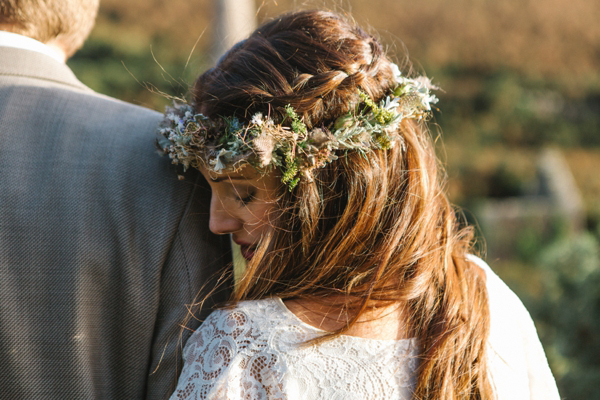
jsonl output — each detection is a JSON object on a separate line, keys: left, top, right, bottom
{"left": 0, "top": 46, "right": 90, "bottom": 92}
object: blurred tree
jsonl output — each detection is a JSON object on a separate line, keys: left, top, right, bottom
{"left": 535, "top": 232, "right": 600, "bottom": 399}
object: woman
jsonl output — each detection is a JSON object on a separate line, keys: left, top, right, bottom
{"left": 159, "top": 10, "right": 559, "bottom": 399}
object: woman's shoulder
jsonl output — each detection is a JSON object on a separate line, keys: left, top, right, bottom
{"left": 467, "top": 255, "right": 529, "bottom": 316}
{"left": 194, "top": 298, "right": 285, "bottom": 334}
{"left": 175, "top": 299, "right": 296, "bottom": 399}
{"left": 186, "top": 298, "right": 299, "bottom": 347}
{"left": 210, "top": 297, "right": 281, "bottom": 314}
{"left": 182, "top": 299, "right": 286, "bottom": 362}
{"left": 467, "top": 255, "right": 540, "bottom": 349}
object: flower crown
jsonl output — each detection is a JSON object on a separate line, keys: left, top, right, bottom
{"left": 157, "top": 64, "right": 438, "bottom": 189}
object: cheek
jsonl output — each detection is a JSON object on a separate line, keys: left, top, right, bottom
{"left": 248, "top": 203, "right": 278, "bottom": 234}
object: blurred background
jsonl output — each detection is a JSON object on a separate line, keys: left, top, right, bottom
{"left": 69, "top": 0, "right": 600, "bottom": 397}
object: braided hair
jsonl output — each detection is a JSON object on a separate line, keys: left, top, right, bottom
{"left": 193, "top": 10, "right": 493, "bottom": 399}
{"left": 194, "top": 11, "right": 393, "bottom": 128}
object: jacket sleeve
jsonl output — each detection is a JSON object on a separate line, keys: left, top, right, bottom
{"left": 145, "top": 172, "right": 233, "bottom": 400}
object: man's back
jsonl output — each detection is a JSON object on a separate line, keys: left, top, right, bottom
{"left": 0, "top": 46, "right": 231, "bottom": 399}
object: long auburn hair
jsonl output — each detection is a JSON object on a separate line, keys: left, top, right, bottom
{"left": 193, "top": 10, "right": 492, "bottom": 399}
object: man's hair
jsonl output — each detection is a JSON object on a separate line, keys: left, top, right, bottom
{"left": 0, "top": 0, "right": 99, "bottom": 57}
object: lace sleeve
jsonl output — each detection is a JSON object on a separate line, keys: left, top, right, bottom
{"left": 169, "top": 306, "right": 286, "bottom": 400}
{"left": 171, "top": 309, "right": 243, "bottom": 399}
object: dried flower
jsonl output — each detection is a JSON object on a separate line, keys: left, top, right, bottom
{"left": 157, "top": 63, "right": 438, "bottom": 189}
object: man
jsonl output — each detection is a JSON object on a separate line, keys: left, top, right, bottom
{"left": 0, "top": 1, "right": 231, "bottom": 398}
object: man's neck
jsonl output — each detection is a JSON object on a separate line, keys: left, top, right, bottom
{"left": 44, "top": 39, "right": 68, "bottom": 63}
{"left": 0, "top": 30, "right": 67, "bottom": 63}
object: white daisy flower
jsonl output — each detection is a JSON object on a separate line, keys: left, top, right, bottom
{"left": 251, "top": 112, "right": 264, "bottom": 126}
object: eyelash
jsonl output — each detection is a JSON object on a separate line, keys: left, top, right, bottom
{"left": 236, "top": 192, "right": 255, "bottom": 205}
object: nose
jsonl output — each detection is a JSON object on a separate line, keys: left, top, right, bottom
{"left": 208, "top": 194, "right": 243, "bottom": 235}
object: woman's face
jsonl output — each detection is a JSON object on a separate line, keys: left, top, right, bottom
{"left": 200, "top": 165, "right": 281, "bottom": 261}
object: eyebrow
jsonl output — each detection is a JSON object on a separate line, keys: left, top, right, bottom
{"left": 209, "top": 175, "right": 249, "bottom": 183}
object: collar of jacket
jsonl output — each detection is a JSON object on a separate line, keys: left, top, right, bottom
{"left": 0, "top": 46, "right": 90, "bottom": 92}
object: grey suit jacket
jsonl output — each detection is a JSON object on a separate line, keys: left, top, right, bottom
{"left": 0, "top": 47, "right": 232, "bottom": 399}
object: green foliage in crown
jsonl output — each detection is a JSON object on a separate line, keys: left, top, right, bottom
{"left": 157, "top": 64, "right": 439, "bottom": 189}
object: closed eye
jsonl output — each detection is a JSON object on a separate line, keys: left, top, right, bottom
{"left": 237, "top": 193, "right": 254, "bottom": 205}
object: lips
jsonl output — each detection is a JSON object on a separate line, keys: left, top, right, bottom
{"left": 234, "top": 239, "right": 256, "bottom": 261}
{"left": 239, "top": 245, "right": 256, "bottom": 260}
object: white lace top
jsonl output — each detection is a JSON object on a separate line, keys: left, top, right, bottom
{"left": 171, "top": 297, "right": 419, "bottom": 400}
{"left": 171, "top": 257, "right": 560, "bottom": 399}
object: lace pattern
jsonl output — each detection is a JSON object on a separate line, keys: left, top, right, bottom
{"left": 171, "top": 298, "right": 419, "bottom": 399}
{"left": 171, "top": 257, "right": 562, "bottom": 400}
